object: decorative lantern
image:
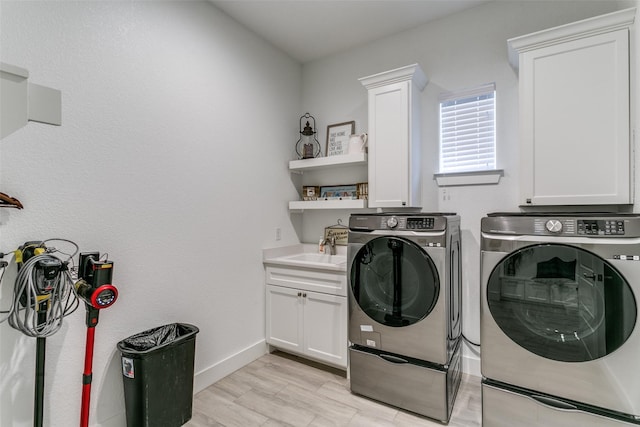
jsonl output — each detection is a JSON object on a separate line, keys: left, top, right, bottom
{"left": 295, "top": 113, "right": 321, "bottom": 159}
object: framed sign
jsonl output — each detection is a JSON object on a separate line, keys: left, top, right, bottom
{"left": 324, "top": 226, "right": 348, "bottom": 246}
{"left": 326, "top": 121, "right": 355, "bottom": 156}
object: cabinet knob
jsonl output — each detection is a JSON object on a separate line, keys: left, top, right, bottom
{"left": 302, "top": 293, "right": 307, "bottom": 298}
{"left": 297, "top": 292, "right": 302, "bottom": 297}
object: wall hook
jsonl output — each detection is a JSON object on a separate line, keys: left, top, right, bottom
{"left": 0, "top": 192, "right": 23, "bottom": 209}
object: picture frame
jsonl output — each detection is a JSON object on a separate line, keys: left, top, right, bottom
{"left": 326, "top": 121, "right": 355, "bottom": 156}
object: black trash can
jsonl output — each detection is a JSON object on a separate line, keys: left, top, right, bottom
{"left": 117, "top": 323, "right": 199, "bottom": 427}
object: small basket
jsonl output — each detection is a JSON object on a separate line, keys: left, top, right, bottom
{"left": 357, "top": 182, "right": 368, "bottom": 200}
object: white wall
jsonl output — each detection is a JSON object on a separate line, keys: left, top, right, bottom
{"left": 2, "top": 1, "right": 639, "bottom": 424}
{"left": 0, "top": 1, "right": 301, "bottom": 426}
{"left": 300, "top": 0, "right": 637, "bottom": 375}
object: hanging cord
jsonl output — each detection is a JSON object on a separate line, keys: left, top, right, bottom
{"left": 2, "top": 240, "right": 80, "bottom": 337}
{"left": 456, "top": 236, "right": 480, "bottom": 348}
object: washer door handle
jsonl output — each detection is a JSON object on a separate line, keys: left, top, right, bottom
{"left": 378, "top": 354, "right": 409, "bottom": 364}
{"left": 530, "top": 394, "right": 578, "bottom": 412}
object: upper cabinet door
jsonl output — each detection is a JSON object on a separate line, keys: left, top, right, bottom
{"left": 360, "top": 64, "right": 428, "bottom": 209}
{"left": 510, "top": 8, "right": 635, "bottom": 206}
{"left": 367, "top": 81, "right": 411, "bottom": 208}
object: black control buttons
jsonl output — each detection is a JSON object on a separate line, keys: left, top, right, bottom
{"left": 577, "top": 219, "right": 625, "bottom": 235}
{"left": 406, "top": 217, "right": 435, "bottom": 230}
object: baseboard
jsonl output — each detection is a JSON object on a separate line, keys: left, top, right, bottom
{"left": 96, "top": 412, "right": 126, "bottom": 427}
{"left": 193, "top": 339, "right": 268, "bottom": 393}
{"left": 462, "top": 352, "right": 481, "bottom": 377}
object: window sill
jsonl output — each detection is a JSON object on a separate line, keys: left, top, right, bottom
{"left": 434, "top": 169, "right": 504, "bottom": 187}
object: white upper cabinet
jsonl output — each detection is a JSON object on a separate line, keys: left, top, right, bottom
{"left": 509, "top": 8, "right": 636, "bottom": 206}
{"left": 359, "top": 64, "right": 428, "bottom": 209}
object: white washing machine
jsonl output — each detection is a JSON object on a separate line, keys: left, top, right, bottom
{"left": 348, "top": 213, "right": 462, "bottom": 422}
{"left": 481, "top": 213, "right": 640, "bottom": 426}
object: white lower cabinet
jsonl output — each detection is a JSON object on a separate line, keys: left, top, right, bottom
{"left": 265, "top": 267, "right": 347, "bottom": 369}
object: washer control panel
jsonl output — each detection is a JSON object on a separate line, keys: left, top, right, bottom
{"left": 376, "top": 216, "right": 438, "bottom": 230}
{"left": 482, "top": 214, "right": 639, "bottom": 237}
{"left": 577, "top": 219, "right": 625, "bottom": 235}
{"left": 407, "top": 217, "right": 435, "bottom": 230}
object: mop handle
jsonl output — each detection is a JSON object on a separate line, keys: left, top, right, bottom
{"left": 34, "top": 337, "right": 46, "bottom": 427}
{"left": 80, "top": 325, "right": 96, "bottom": 427}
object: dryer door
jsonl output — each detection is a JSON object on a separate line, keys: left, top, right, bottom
{"left": 487, "top": 243, "right": 637, "bottom": 362}
{"left": 350, "top": 236, "right": 440, "bottom": 327}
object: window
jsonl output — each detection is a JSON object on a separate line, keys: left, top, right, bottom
{"left": 439, "top": 83, "right": 496, "bottom": 173}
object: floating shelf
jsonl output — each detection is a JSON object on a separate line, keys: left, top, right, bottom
{"left": 289, "top": 153, "right": 367, "bottom": 172}
{"left": 289, "top": 199, "right": 368, "bottom": 211}
{"left": 0, "top": 62, "right": 62, "bottom": 139}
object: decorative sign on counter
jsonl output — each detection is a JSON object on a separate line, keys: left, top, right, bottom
{"left": 324, "top": 226, "right": 348, "bottom": 246}
{"left": 326, "top": 121, "right": 355, "bottom": 156}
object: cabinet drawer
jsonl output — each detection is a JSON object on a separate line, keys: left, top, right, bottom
{"left": 482, "top": 382, "right": 637, "bottom": 427}
{"left": 265, "top": 266, "right": 347, "bottom": 296}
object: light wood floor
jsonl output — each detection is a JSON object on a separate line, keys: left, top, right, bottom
{"left": 186, "top": 351, "right": 482, "bottom": 427}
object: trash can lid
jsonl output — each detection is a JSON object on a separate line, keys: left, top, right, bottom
{"left": 117, "top": 323, "right": 199, "bottom": 354}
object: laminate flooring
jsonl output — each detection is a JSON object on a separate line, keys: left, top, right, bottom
{"left": 186, "top": 351, "right": 482, "bottom": 427}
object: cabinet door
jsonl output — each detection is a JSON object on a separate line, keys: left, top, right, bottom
{"left": 519, "top": 29, "right": 630, "bottom": 205}
{"left": 303, "top": 292, "right": 348, "bottom": 368}
{"left": 266, "top": 285, "right": 303, "bottom": 353}
{"left": 367, "top": 81, "right": 412, "bottom": 208}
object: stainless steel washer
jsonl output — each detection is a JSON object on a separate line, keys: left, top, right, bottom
{"left": 348, "top": 213, "right": 462, "bottom": 422}
{"left": 481, "top": 213, "right": 640, "bottom": 426}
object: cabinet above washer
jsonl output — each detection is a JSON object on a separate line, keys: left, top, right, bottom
{"left": 509, "top": 8, "right": 636, "bottom": 206}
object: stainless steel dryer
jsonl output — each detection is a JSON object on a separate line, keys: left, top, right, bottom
{"left": 348, "top": 213, "right": 462, "bottom": 422}
{"left": 481, "top": 213, "right": 640, "bottom": 427}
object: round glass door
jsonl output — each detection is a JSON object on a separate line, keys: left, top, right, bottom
{"left": 487, "top": 243, "right": 637, "bottom": 362}
{"left": 350, "top": 236, "right": 439, "bottom": 327}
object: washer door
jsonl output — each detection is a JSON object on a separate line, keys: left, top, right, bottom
{"left": 487, "top": 243, "right": 637, "bottom": 362}
{"left": 350, "top": 236, "right": 440, "bottom": 327}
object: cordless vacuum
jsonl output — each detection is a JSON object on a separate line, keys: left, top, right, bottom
{"left": 9, "top": 241, "right": 76, "bottom": 427}
{"left": 75, "top": 252, "right": 118, "bottom": 427}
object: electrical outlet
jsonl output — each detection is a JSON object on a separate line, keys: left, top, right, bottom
{"left": 276, "top": 228, "right": 282, "bottom": 241}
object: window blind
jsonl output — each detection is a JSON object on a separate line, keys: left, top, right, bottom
{"left": 439, "top": 83, "right": 496, "bottom": 173}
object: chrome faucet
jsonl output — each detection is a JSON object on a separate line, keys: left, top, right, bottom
{"left": 322, "top": 235, "right": 337, "bottom": 255}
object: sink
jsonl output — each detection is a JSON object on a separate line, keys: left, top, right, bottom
{"left": 263, "top": 246, "right": 348, "bottom": 271}
{"left": 281, "top": 253, "right": 347, "bottom": 266}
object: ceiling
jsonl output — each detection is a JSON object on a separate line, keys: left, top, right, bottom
{"left": 209, "top": 1, "right": 492, "bottom": 63}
